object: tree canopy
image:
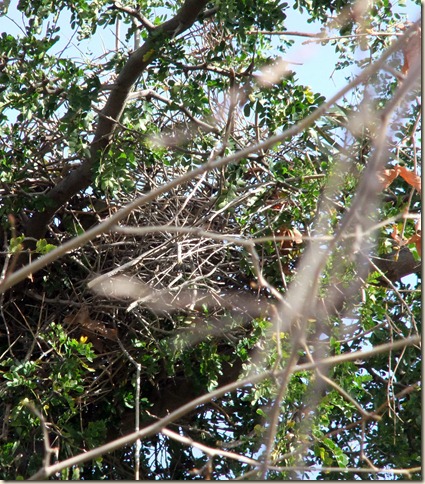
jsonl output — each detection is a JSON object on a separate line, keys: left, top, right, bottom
{"left": 0, "top": 0, "right": 421, "bottom": 480}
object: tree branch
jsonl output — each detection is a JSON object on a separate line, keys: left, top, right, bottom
{"left": 112, "top": 1, "right": 155, "bottom": 32}
{"left": 27, "top": 335, "right": 419, "bottom": 480}
{"left": 23, "top": 0, "right": 210, "bottom": 240}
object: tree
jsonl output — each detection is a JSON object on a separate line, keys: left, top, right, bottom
{"left": 0, "top": 0, "right": 421, "bottom": 480}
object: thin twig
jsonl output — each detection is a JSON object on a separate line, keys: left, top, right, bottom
{"left": 116, "top": 337, "right": 142, "bottom": 479}
{"left": 23, "top": 402, "right": 58, "bottom": 471}
{"left": 161, "top": 427, "right": 259, "bottom": 466}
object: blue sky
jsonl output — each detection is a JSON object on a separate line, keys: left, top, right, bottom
{"left": 280, "top": 1, "right": 421, "bottom": 98}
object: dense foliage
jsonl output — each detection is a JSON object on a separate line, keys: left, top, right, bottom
{"left": 0, "top": 0, "right": 421, "bottom": 480}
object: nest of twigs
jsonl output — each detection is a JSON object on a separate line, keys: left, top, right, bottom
{"left": 2, "top": 177, "right": 266, "bottom": 413}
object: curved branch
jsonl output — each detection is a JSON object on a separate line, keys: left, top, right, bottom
{"left": 24, "top": 0, "right": 210, "bottom": 240}
{"left": 112, "top": 1, "right": 155, "bottom": 31}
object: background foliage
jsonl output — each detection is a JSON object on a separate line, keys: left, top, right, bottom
{"left": 0, "top": 0, "right": 421, "bottom": 480}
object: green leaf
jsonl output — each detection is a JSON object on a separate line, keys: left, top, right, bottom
{"left": 35, "top": 238, "right": 56, "bottom": 254}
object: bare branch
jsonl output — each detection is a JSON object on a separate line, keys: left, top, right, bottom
{"left": 28, "top": 335, "right": 419, "bottom": 480}
{"left": 23, "top": 402, "right": 58, "bottom": 471}
{"left": 113, "top": 1, "right": 155, "bottom": 32}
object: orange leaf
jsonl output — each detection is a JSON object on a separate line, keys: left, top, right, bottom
{"left": 378, "top": 167, "right": 400, "bottom": 189}
{"left": 378, "top": 165, "right": 421, "bottom": 193}
{"left": 272, "top": 202, "right": 283, "bottom": 210}
{"left": 401, "top": 25, "right": 421, "bottom": 75}
{"left": 397, "top": 166, "right": 421, "bottom": 193}
{"left": 64, "top": 305, "right": 117, "bottom": 341}
{"left": 390, "top": 225, "right": 405, "bottom": 245}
